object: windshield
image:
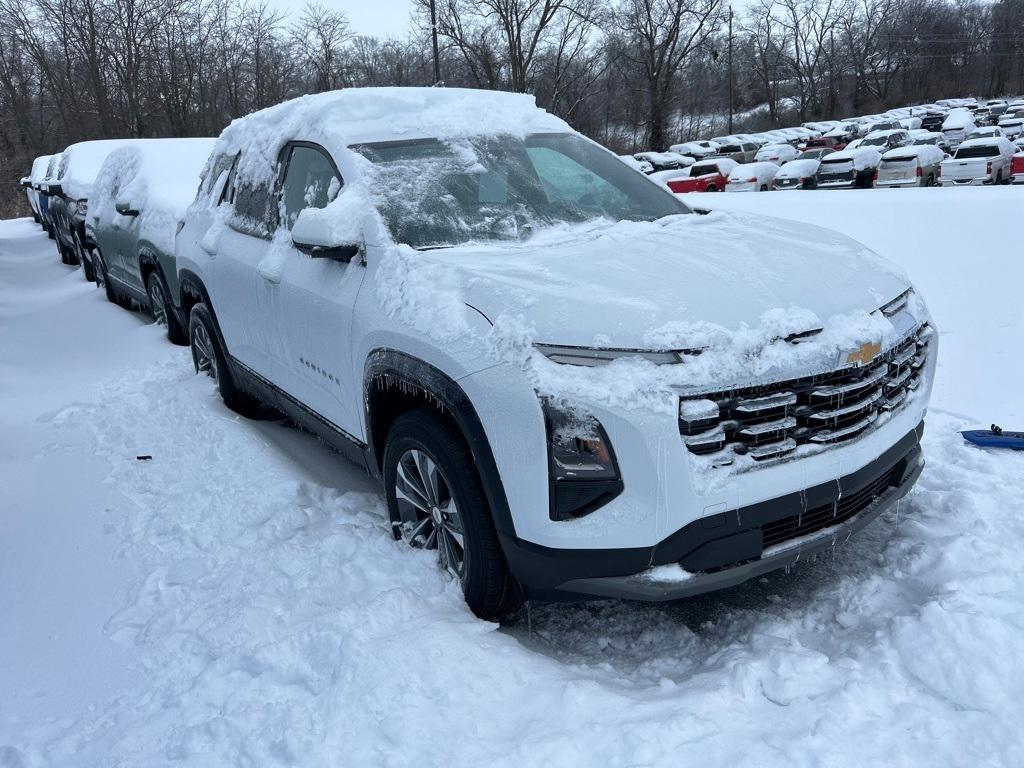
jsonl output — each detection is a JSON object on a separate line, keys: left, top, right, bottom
{"left": 955, "top": 145, "right": 999, "bottom": 159}
{"left": 913, "top": 137, "right": 939, "bottom": 145}
{"left": 352, "top": 133, "right": 688, "bottom": 249}
{"left": 863, "top": 135, "right": 892, "bottom": 146}
{"left": 717, "top": 144, "right": 741, "bottom": 153}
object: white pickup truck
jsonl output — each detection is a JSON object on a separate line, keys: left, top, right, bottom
{"left": 939, "top": 137, "right": 1017, "bottom": 186}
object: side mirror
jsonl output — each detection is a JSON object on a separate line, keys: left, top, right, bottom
{"left": 290, "top": 208, "right": 361, "bottom": 263}
{"left": 20, "top": 177, "right": 31, "bottom": 188}
{"left": 46, "top": 182, "right": 63, "bottom": 196}
{"left": 115, "top": 200, "right": 140, "bottom": 217}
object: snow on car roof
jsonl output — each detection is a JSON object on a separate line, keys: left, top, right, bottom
{"left": 957, "top": 136, "right": 1007, "bottom": 149}
{"left": 690, "top": 158, "right": 738, "bottom": 175}
{"left": 865, "top": 129, "right": 905, "bottom": 138}
{"left": 58, "top": 139, "right": 142, "bottom": 200}
{"left": 30, "top": 154, "right": 53, "bottom": 183}
{"left": 821, "top": 146, "right": 882, "bottom": 168}
{"left": 727, "top": 161, "right": 779, "bottom": 179}
{"left": 97, "top": 138, "right": 216, "bottom": 219}
{"left": 216, "top": 87, "right": 569, "bottom": 163}
{"left": 775, "top": 158, "right": 820, "bottom": 178}
{"left": 758, "top": 143, "right": 793, "bottom": 151}
{"left": 881, "top": 144, "right": 944, "bottom": 163}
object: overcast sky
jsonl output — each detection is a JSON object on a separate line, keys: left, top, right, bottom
{"left": 274, "top": 0, "right": 418, "bottom": 38}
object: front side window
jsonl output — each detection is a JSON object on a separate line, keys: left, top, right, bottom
{"left": 279, "top": 145, "right": 341, "bottom": 229}
{"left": 227, "top": 155, "right": 277, "bottom": 239}
{"left": 352, "top": 133, "right": 687, "bottom": 249}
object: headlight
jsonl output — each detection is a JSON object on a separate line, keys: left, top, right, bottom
{"left": 543, "top": 399, "right": 623, "bottom": 521}
{"left": 75, "top": 200, "right": 88, "bottom": 216}
{"left": 535, "top": 343, "right": 686, "bottom": 367}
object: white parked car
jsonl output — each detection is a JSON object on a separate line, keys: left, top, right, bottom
{"left": 619, "top": 155, "right": 654, "bottom": 174}
{"left": 940, "top": 137, "right": 1017, "bottom": 185}
{"left": 966, "top": 126, "right": 1005, "bottom": 141}
{"left": 633, "top": 151, "right": 694, "bottom": 171}
{"left": 174, "top": 87, "right": 935, "bottom": 618}
{"left": 22, "top": 154, "right": 52, "bottom": 226}
{"left": 725, "top": 161, "right": 779, "bottom": 191}
{"left": 995, "top": 117, "right": 1024, "bottom": 139}
{"left": 754, "top": 143, "right": 799, "bottom": 164}
{"left": 861, "top": 129, "right": 911, "bottom": 151}
{"left": 668, "top": 141, "right": 718, "bottom": 160}
{"left": 941, "top": 108, "right": 976, "bottom": 149}
{"left": 898, "top": 117, "right": 923, "bottom": 131}
{"left": 816, "top": 147, "right": 883, "bottom": 188}
{"left": 875, "top": 145, "right": 945, "bottom": 187}
{"left": 771, "top": 158, "right": 822, "bottom": 190}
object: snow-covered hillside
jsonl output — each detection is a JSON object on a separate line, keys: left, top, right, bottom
{"left": 2, "top": 188, "right": 1023, "bottom": 765}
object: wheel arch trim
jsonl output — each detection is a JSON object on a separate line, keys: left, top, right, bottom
{"left": 364, "top": 349, "right": 517, "bottom": 539}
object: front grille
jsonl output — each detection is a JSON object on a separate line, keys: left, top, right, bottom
{"left": 760, "top": 460, "right": 904, "bottom": 548}
{"left": 679, "top": 324, "right": 932, "bottom": 464}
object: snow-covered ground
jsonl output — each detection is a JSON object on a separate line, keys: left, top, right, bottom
{"left": 2, "top": 187, "right": 1023, "bottom": 765}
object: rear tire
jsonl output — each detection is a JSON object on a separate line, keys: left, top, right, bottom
{"left": 147, "top": 270, "right": 187, "bottom": 345}
{"left": 759, "top": 184, "right": 768, "bottom": 192}
{"left": 384, "top": 409, "right": 522, "bottom": 620}
{"left": 188, "top": 302, "right": 261, "bottom": 416}
{"left": 706, "top": 184, "right": 717, "bottom": 192}
{"left": 78, "top": 236, "right": 96, "bottom": 282}
{"left": 93, "top": 249, "right": 119, "bottom": 304}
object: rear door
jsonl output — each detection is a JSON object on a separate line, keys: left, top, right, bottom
{"left": 210, "top": 153, "right": 284, "bottom": 382}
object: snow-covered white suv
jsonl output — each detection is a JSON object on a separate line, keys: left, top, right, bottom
{"left": 175, "top": 88, "right": 935, "bottom": 619}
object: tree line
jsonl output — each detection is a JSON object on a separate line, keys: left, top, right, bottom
{"left": 1, "top": 0, "right": 1022, "bottom": 217}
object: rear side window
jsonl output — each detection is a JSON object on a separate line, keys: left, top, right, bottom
{"left": 955, "top": 145, "right": 999, "bottom": 159}
{"left": 279, "top": 144, "right": 341, "bottom": 229}
{"left": 690, "top": 164, "right": 718, "bottom": 176}
{"left": 203, "top": 152, "right": 238, "bottom": 199}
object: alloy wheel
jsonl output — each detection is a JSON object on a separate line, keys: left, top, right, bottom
{"left": 394, "top": 448, "right": 465, "bottom": 578}
{"left": 150, "top": 280, "right": 168, "bottom": 326}
{"left": 192, "top": 323, "right": 218, "bottom": 382}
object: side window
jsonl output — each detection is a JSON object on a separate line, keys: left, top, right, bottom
{"left": 526, "top": 146, "right": 628, "bottom": 210}
{"left": 279, "top": 144, "right": 341, "bottom": 229}
{"left": 228, "top": 154, "right": 277, "bottom": 239}
{"left": 202, "top": 152, "right": 237, "bottom": 200}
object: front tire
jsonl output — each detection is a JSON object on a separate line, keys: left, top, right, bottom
{"left": 188, "top": 302, "right": 261, "bottom": 416}
{"left": 147, "top": 270, "right": 187, "bottom": 345}
{"left": 384, "top": 409, "right": 522, "bottom": 620}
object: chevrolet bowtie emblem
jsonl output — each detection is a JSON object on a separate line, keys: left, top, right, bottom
{"left": 847, "top": 341, "right": 882, "bottom": 366}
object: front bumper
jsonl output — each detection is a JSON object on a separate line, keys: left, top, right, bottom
{"left": 502, "top": 422, "right": 924, "bottom": 601}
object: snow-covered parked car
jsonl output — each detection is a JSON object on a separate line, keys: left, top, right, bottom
{"left": 966, "top": 126, "right": 1005, "bottom": 141}
{"left": 669, "top": 158, "right": 737, "bottom": 192}
{"left": 86, "top": 138, "right": 216, "bottom": 342}
{"left": 647, "top": 167, "right": 691, "bottom": 191}
{"left": 46, "top": 139, "right": 138, "bottom": 268}
{"left": 714, "top": 141, "right": 758, "bottom": 163}
{"left": 36, "top": 154, "right": 63, "bottom": 239}
{"left": 22, "top": 154, "right": 52, "bottom": 226}
{"left": 754, "top": 143, "right": 799, "bottom": 164}
{"left": 939, "top": 137, "right": 1017, "bottom": 185}
{"left": 994, "top": 116, "right": 1023, "bottom": 139}
{"left": 619, "top": 154, "right": 654, "bottom": 174}
{"left": 668, "top": 141, "right": 718, "bottom": 160}
{"left": 772, "top": 158, "right": 823, "bottom": 189}
{"left": 174, "top": 87, "right": 935, "bottom": 619}
{"left": 875, "top": 145, "right": 944, "bottom": 188}
{"left": 941, "top": 108, "right": 976, "bottom": 149}
{"left": 633, "top": 151, "right": 693, "bottom": 171}
{"left": 816, "top": 147, "right": 883, "bottom": 189}
{"left": 725, "top": 161, "right": 778, "bottom": 191}
{"left": 861, "top": 129, "right": 910, "bottom": 151}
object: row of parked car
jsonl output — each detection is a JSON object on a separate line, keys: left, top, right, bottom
{"left": 621, "top": 96, "right": 1024, "bottom": 192}
{"left": 15, "top": 87, "right": 938, "bottom": 620}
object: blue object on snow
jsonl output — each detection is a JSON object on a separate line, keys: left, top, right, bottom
{"left": 961, "top": 424, "right": 1024, "bottom": 450}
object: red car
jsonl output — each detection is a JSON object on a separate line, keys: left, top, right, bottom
{"left": 804, "top": 136, "right": 847, "bottom": 152}
{"left": 1011, "top": 152, "right": 1024, "bottom": 184}
{"left": 667, "top": 160, "right": 737, "bottom": 193}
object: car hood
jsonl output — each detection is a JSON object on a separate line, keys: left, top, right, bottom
{"left": 420, "top": 211, "right": 909, "bottom": 349}
{"left": 776, "top": 159, "right": 820, "bottom": 178}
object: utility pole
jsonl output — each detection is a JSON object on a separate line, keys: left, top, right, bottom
{"left": 429, "top": 0, "right": 442, "bottom": 85}
{"left": 727, "top": 6, "right": 734, "bottom": 134}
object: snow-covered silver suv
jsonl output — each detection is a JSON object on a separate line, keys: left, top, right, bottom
{"left": 175, "top": 88, "right": 935, "bottom": 619}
